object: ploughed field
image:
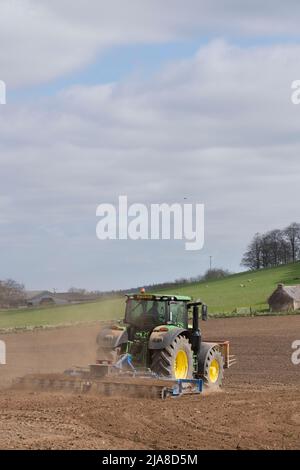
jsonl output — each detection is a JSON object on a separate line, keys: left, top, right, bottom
{"left": 0, "top": 315, "right": 299, "bottom": 450}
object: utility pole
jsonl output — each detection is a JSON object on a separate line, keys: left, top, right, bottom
{"left": 209, "top": 256, "right": 212, "bottom": 271}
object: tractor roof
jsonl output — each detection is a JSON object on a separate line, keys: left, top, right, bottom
{"left": 126, "top": 293, "right": 192, "bottom": 302}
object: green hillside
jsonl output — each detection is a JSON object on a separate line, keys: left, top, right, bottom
{"left": 1, "top": 262, "right": 300, "bottom": 330}
{"left": 160, "top": 262, "right": 300, "bottom": 314}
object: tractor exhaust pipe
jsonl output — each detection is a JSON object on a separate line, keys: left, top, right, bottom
{"left": 191, "top": 305, "right": 201, "bottom": 359}
{"left": 192, "top": 305, "right": 199, "bottom": 331}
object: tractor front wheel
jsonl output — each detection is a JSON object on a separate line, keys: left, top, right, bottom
{"left": 151, "top": 335, "right": 193, "bottom": 380}
{"left": 202, "top": 348, "right": 224, "bottom": 388}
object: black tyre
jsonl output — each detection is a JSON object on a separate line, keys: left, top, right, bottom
{"left": 201, "top": 347, "right": 224, "bottom": 388}
{"left": 151, "top": 335, "right": 194, "bottom": 379}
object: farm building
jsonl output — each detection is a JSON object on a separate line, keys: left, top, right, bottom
{"left": 26, "top": 291, "right": 100, "bottom": 307}
{"left": 26, "top": 291, "right": 69, "bottom": 307}
{"left": 268, "top": 283, "right": 300, "bottom": 312}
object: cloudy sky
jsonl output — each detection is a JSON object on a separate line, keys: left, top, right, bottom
{"left": 1, "top": 1, "right": 300, "bottom": 291}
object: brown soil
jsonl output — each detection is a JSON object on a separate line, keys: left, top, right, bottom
{"left": 0, "top": 315, "right": 299, "bottom": 450}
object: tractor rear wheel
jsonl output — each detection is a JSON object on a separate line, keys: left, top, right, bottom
{"left": 151, "top": 335, "right": 193, "bottom": 380}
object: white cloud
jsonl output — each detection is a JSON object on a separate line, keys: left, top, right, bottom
{"left": 1, "top": 40, "right": 300, "bottom": 288}
{"left": 2, "top": 1, "right": 300, "bottom": 88}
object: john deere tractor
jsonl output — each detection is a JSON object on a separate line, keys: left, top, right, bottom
{"left": 96, "top": 292, "right": 233, "bottom": 387}
{"left": 17, "top": 291, "right": 234, "bottom": 398}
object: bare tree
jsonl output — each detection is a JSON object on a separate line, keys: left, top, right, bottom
{"left": 284, "top": 223, "right": 300, "bottom": 263}
{"left": 241, "top": 222, "right": 300, "bottom": 270}
{"left": 68, "top": 287, "right": 87, "bottom": 295}
{"left": 260, "top": 230, "right": 288, "bottom": 268}
{"left": 278, "top": 235, "right": 292, "bottom": 265}
{"left": 241, "top": 233, "right": 262, "bottom": 270}
{"left": 0, "top": 279, "right": 26, "bottom": 308}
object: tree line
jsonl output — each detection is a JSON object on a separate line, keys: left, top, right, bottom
{"left": 241, "top": 222, "right": 300, "bottom": 270}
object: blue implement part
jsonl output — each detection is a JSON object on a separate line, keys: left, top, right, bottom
{"left": 171, "top": 378, "right": 203, "bottom": 396}
{"left": 113, "top": 353, "right": 136, "bottom": 372}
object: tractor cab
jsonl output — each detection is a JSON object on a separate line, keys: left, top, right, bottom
{"left": 125, "top": 293, "right": 208, "bottom": 332}
{"left": 124, "top": 293, "right": 191, "bottom": 331}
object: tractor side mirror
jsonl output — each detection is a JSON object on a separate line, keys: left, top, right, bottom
{"left": 201, "top": 304, "right": 208, "bottom": 321}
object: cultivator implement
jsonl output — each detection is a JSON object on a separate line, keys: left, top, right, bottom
{"left": 14, "top": 352, "right": 204, "bottom": 399}
{"left": 14, "top": 372, "right": 203, "bottom": 400}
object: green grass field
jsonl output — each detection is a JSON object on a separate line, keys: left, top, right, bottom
{"left": 0, "top": 297, "right": 122, "bottom": 330}
{"left": 1, "top": 262, "right": 300, "bottom": 330}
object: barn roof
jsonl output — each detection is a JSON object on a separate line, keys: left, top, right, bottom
{"left": 280, "top": 285, "right": 300, "bottom": 301}
{"left": 26, "top": 290, "right": 52, "bottom": 300}
{"left": 268, "top": 284, "right": 300, "bottom": 303}
{"left": 26, "top": 291, "right": 100, "bottom": 302}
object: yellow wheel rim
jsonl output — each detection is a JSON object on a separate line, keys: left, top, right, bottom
{"left": 209, "top": 358, "right": 220, "bottom": 383}
{"left": 174, "top": 350, "right": 188, "bottom": 379}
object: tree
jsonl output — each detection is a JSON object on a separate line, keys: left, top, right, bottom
{"left": 0, "top": 279, "right": 26, "bottom": 308}
{"left": 68, "top": 287, "right": 87, "bottom": 295}
{"left": 260, "top": 230, "right": 288, "bottom": 268}
{"left": 284, "top": 223, "right": 300, "bottom": 263}
{"left": 241, "top": 233, "right": 262, "bottom": 270}
{"left": 202, "top": 268, "right": 231, "bottom": 281}
{"left": 241, "top": 222, "right": 300, "bottom": 270}
{"left": 278, "top": 236, "right": 291, "bottom": 265}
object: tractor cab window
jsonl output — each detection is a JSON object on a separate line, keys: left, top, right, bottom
{"left": 169, "top": 301, "right": 187, "bottom": 327}
{"left": 125, "top": 299, "right": 167, "bottom": 330}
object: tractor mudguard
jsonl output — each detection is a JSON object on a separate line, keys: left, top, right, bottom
{"left": 148, "top": 326, "right": 187, "bottom": 350}
{"left": 96, "top": 326, "right": 128, "bottom": 350}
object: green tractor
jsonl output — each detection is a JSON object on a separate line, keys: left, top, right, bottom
{"left": 96, "top": 292, "right": 233, "bottom": 388}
